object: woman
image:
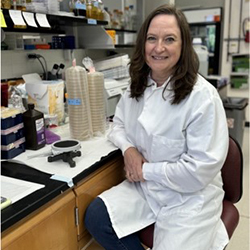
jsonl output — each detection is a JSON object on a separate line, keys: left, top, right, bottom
{"left": 85, "top": 4, "right": 229, "bottom": 250}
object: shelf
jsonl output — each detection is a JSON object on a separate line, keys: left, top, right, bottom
{"left": 1, "top": 9, "right": 108, "bottom": 34}
{"left": 76, "top": 25, "right": 114, "bottom": 49}
{"left": 231, "top": 53, "right": 249, "bottom": 57}
{"left": 1, "top": 8, "right": 115, "bottom": 50}
{"left": 189, "top": 21, "right": 219, "bottom": 26}
{"left": 105, "top": 28, "right": 137, "bottom": 33}
{"left": 115, "top": 44, "right": 134, "bottom": 48}
{"left": 230, "top": 72, "right": 249, "bottom": 76}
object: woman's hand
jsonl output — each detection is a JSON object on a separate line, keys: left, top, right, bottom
{"left": 124, "top": 147, "right": 147, "bottom": 182}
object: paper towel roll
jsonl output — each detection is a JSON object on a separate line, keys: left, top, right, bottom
{"left": 87, "top": 71, "right": 106, "bottom": 136}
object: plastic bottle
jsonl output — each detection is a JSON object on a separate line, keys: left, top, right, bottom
{"left": 2, "top": 0, "right": 12, "bottom": 9}
{"left": 129, "top": 5, "right": 136, "bottom": 30}
{"left": 97, "top": 0, "right": 104, "bottom": 20}
{"left": 112, "top": 9, "right": 120, "bottom": 29}
{"left": 23, "top": 103, "right": 46, "bottom": 150}
{"left": 124, "top": 6, "right": 130, "bottom": 30}
{"left": 127, "top": 6, "right": 133, "bottom": 30}
{"left": 91, "top": 0, "right": 98, "bottom": 19}
{"left": 118, "top": 10, "right": 125, "bottom": 29}
{"left": 103, "top": 7, "right": 111, "bottom": 28}
{"left": 12, "top": 0, "right": 26, "bottom": 10}
{"left": 86, "top": 0, "right": 92, "bottom": 18}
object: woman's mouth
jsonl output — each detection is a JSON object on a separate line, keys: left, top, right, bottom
{"left": 152, "top": 56, "right": 168, "bottom": 60}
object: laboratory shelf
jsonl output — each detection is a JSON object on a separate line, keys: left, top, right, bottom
{"left": 115, "top": 44, "right": 134, "bottom": 48}
{"left": 1, "top": 8, "right": 108, "bottom": 34}
{"left": 230, "top": 72, "right": 249, "bottom": 76}
{"left": 105, "top": 28, "right": 137, "bottom": 33}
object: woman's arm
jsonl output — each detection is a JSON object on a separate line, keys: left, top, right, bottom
{"left": 143, "top": 95, "right": 229, "bottom": 193}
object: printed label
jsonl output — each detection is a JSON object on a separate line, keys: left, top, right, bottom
{"left": 35, "top": 118, "right": 46, "bottom": 145}
{"left": 68, "top": 99, "right": 81, "bottom": 105}
{"left": 75, "top": 3, "right": 86, "bottom": 10}
{"left": 87, "top": 19, "right": 97, "bottom": 25}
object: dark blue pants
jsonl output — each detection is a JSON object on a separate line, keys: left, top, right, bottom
{"left": 84, "top": 197, "right": 145, "bottom": 250}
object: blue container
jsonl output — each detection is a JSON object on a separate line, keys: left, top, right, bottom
{"left": 1, "top": 112, "right": 23, "bottom": 130}
{"left": 1, "top": 137, "right": 26, "bottom": 159}
{"left": 1, "top": 124, "right": 25, "bottom": 145}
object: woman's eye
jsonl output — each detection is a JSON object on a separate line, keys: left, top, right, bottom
{"left": 165, "top": 37, "right": 175, "bottom": 43}
{"left": 147, "top": 36, "right": 156, "bottom": 41}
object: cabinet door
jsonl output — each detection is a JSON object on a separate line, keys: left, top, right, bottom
{"left": 74, "top": 155, "right": 125, "bottom": 249}
{"left": 1, "top": 190, "right": 78, "bottom": 250}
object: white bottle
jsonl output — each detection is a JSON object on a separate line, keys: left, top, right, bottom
{"left": 124, "top": 6, "right": 130, "bottom": 30}
{"left": 129, "top": 5, "right": 136, "bottom": 30}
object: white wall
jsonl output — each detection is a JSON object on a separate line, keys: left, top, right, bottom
{"left": 144, "top": 0, "right": 175, "bottom": 18}
{"left": 1, "top": 49, "right": 108, "bottom": 80}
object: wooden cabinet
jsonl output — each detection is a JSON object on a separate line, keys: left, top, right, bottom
{"left": 1, "top": 153, "right": 125, "bottom": 250}
{"left": 1, "top": 190, "right": 78, "bottom": 250}
{"left": 74, "top": 155, "right": 125, "bottom": 249}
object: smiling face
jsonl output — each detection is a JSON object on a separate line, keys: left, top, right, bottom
{"left": 145, "top": 14, "right": 182, "bottom": 85}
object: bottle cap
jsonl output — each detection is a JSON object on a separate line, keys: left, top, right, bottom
{"left": 28, "top": 103, "right": 35, "bottom": 109}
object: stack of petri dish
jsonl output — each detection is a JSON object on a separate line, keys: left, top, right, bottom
{"left": 65, "top": 66, "right": 93, "bottom": 141}
{"left": 87, "top": 71, "right": 106, "bottom": 136}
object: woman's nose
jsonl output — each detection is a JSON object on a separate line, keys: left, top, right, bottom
{"left": 155, "top": 41, "right": 165, "bottom": 52}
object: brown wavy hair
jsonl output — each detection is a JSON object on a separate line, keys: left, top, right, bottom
{"left": 129, "top": 4, "right": 199, "bottom": 104}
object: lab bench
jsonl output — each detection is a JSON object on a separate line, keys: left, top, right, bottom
{"left": 1, "top": 143, "right": 125, "bottom": 250}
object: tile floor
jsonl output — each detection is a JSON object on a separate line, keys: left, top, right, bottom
{"left": 85, "top": 128, "right": 250, "bottom": 250}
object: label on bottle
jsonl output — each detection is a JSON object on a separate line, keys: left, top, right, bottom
{"left": 75, "top": 3, "right": 86, "bottom": 10}
{"left": 35, "top": 118, "right": 46, "bottom": 145}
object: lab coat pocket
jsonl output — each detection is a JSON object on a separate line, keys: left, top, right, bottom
{"left": 161, "top": 193, "right": 205, "bottom": 218}
{"left": 150, "top": 135, "right": 186, "bottom": 162}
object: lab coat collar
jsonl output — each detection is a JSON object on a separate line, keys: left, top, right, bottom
{"left": 147, "top": 74, "right": 173, "bottom": 90}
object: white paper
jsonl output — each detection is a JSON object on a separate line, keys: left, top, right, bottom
{"left": 1, "top": 176, "right": 45, "bottom": 204}
{"left": 9, "top": 10, "right": 26, "bottom": 26}
{"left": 35, "top": 13, "right": 51, "bottom": 28}
{"left": 22, "top": 73, "right": 42, "bottom": 83}
{"left": 14, "top": 123, "right": 118, "bottom": 183}
{"left": 22, "top": 12, "right": 38, "bottom": 28}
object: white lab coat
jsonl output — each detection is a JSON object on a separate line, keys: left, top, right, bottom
{"left": 99, "top": 75, "right": 229, "bottom": 250}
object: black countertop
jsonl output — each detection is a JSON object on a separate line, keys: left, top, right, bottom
{"left": 1, "top": 149, "right": 121, "bottom": 232}
{"left": 1, "top": 161, "right": 69, "bottom": 232}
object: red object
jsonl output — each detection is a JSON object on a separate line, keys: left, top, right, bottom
{"left": 243, "top": 18, "right": 250, "bottom": 43}
{"left": 214, "top": 15, "right": 220, "bottom": 22}
{"left": 1, "top": 83, "right": 9, "bottom": 107}
{"left": 245, "top": 30, "right": 250, "bottom": 43}
{"left": 35, "top": 44, "right": 51, "bottom": 49}
{"left": 139, "top": 136, "right": 243, "bottom": 247}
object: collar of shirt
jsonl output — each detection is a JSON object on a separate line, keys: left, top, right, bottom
{"left": 143, "top": 75, "right": 173, "bottom": 101}
{"left": 147, "top": 74, "right": 172, "bottom": 90}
